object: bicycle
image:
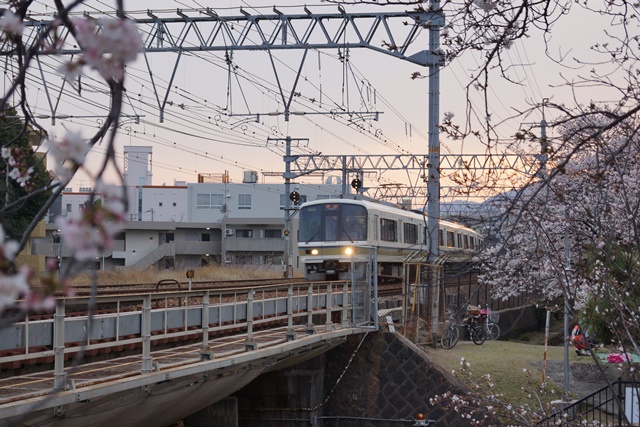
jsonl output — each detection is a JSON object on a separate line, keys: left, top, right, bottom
{"left": 479, "top": 304, "right": 501, "bottom": 340}
{"left": 441, "top": 306, "right": 487, "bottom": 349}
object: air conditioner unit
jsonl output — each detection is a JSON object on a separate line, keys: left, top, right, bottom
{"left": 225, "top": 229, "right": 234, "bottom": 236}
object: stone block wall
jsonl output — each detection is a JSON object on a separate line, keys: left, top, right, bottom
{"left": 232, "top": 332, "right": 493, "bottom": 426}
{"left": 320, "top": 332, "right": 478, "bottom": 426}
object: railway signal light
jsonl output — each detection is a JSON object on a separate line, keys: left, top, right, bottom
{"left": 289, "top": 191, "right": 301, "bottom": 204}
{"left": 351, "top": 178, "right": 362, "bottom": 190}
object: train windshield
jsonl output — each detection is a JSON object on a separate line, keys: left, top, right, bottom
{"left": 299, "top": 203, "right": 367, "bottom": 242}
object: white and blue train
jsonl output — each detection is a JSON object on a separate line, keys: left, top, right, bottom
{"left": 297, "top": 197, "right": 481, "bottom": 281}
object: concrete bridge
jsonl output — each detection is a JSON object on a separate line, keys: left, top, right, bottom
{"left": 0, "top": 281, "right": 381, "bottom": 426}
{"left": 0, "top": 279, "right": 533, "bottom": 426}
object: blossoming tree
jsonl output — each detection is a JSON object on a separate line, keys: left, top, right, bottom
{"left": 0, "top": 3, "right": 142, "bottom": 316}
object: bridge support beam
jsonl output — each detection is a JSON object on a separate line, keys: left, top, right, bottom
{"left": 286, "top": 286, "right": 297, "bottom": 341}
{"left": 53, "top": 299, "right": 66, "bottom": 391}
{"left": 245, "top": 290, "right": 257, "bottom": 351}
{"left": 325, "top": 283, "right": 335, "bottom": 332}
{"left": 141, "top": 295, "right": 153, "bottom": 373}
{"left": 306, "top": 284, "right": 316, "bottom": 335}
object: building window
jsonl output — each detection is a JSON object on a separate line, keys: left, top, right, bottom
{"left": 264, "top": 229, "right": 281, "bottom": 238}
{"left": 172, "top": 202, "right": 176, "bottom": 207}
{"left": 236, "top": 229, "right": 253, "bottom": 238}
{"left": 196, "top": 193, "right": 210, "bottom": 209}
{"left": 159, "top": 202, "right": 163, "bottom": 207}
{"left": 238, "top": 194, "right": 251, "bottom": 210}
{"left": 210, "top": 194, "right": 224, "bottom": 209}
{"left": 316, "top": 194, "right": 331, "bottom": 200}
{"left": 66, "top": 203, "right": 72, "bottom": 213}
{"left": 202, "top": 233, "right": 210, "bottom": 242}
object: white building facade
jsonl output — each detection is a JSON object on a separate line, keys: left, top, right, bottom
{"left": 35, "top": 146, "right": 346, "bottom": 274}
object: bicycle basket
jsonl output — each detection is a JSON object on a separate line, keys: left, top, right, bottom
{"left": 489, "top": 313, "right": 500, "bottom": 322}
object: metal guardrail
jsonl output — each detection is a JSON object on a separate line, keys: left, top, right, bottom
{"left": 0, "top": 282, "right": 362, "bottom": 391}
{"left": 541, "top": 379, "right": 640, "bottom": 426}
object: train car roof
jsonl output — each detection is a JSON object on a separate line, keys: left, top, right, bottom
{"left": 299, "top": 197, "right": 478, "bottom": 234}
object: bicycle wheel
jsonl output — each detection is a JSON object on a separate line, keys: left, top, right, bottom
{"left": 470, "top": 326, "right": 486, "bottom": 345}
{"left": 441, "top": 325, "right": 460, "bottom": 349}
{"left": 485, "top": 322, "right": 501, "bottom": 340}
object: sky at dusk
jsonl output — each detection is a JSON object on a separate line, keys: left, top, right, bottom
{"left": 14, "top": 0, "right": 615, "bottom": 201}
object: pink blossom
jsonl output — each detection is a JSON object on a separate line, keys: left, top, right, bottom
{"left": 0, "top": 267, "right": 30, "bottom": 312}
{"left": 0, "top": 10, "right": 24, "bottom": 37}
{"left": 98, "top": 18, "right": 143, "bottom": 63}
{"left": 7, "top": 167, "right": 20, "bottom": 180}
{"left": 20, "top": 292, "right": 56, "bottom": 313}
{"left": 16, "top": 167, "right": 33, "bottom": 187}
{"left": 55, "top": 215, "right": 102, "bottom": 261}
{"left": 0, "top": 224, "right": 19, "bottom": 261}
{"left": 96, "top": 180, "right": 126, "bottom": 216}
{"left": 67, "top": 17, "right": 143, "bottom": 82}
{"left": 48, "top": 130, "right": 90, "bottom": 165}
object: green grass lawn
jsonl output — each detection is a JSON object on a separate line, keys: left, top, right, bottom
{"left": 421, "top": 339, "right": 589, "bottom": 408}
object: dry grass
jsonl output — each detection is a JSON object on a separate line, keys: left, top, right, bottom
{"left": 70, "top": 264, "right": 290, "bottom": 286}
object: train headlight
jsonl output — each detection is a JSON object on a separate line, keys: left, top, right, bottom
{"left": 311, "top": 249, "right": 319, "bottom": 255}
{"left": 344, "top": 246, "right": 353, "bottom": 256}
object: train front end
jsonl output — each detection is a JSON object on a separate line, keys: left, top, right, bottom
{"left": 298, "top": 200, "right": 368, "bottom": 281}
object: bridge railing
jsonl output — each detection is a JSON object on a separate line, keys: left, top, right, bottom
{"left": 0, "top": 281, "right": 357, "bottom": 390}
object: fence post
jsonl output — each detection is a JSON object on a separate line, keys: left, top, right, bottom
{"left": 202, "top": 291, "right": 210, "bottom": 344}
{"left": 286, "top": 285, "right": 296, "bottom": 340}
{"left": 618, "top": 378, "right": 623, "bottom": 426}
{"left": 245, "top": 289, "right": 257, "bottom": 350}
{"left": 342, "top": 282, "right": 349, "bottom": 327}
{"left": 306, "top": 283, "right": 316, "bottom": 334}
{"left": 53, "top": 299, "right": 66, "bottom": 391}
{"left": 141, "top": 295, "right": 153, "bottom": 374}
{"left": 325, "top": 282, "right": 334, "bottom": 331}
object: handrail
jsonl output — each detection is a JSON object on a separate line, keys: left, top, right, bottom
{"left": 0, "top": 281, "right": 362, "bottom": 394}
{"left": 541, "top": 378, "right": 639, "bottom": 426}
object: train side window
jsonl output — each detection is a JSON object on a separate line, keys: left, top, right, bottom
{"left": 404, "top": 223, "right": 418, "bottom": 244}
{"left": 380, "top": 218, "right": 397, "bottom": 242}
{"left": 457, "top": 233, "right": 463, "bottom": 248}
{"left": 469, "top": 237, "right": 475, "bottom": 249}
{"left": 438, "top": 229, "right": 444, "bottom": 247}
{"left": 464, "top": 235, "right": 469, "bottom": 249}
{"left": 446, "top": 231, "right": 455, "bottom": 247}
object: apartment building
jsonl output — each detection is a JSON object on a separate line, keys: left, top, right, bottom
{"left": 33, "top": 146, "right": 344, "bottom": 274}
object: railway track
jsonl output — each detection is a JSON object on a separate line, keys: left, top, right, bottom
{"left": 60, "top": 277, "right": 309, "bottom": 297}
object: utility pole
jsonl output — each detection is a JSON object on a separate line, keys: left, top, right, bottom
{"left": 427, "top": 0, "right": 444, "bottom": 345}
{"left": 268, "top": 136, "right": 308, "bottom": 278}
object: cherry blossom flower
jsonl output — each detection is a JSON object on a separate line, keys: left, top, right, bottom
{"left": 56, "top": 130, "right": 90, "bottom": 164}
{"left": 55, "top": 214, "right": 103, "bottom": 261}
{"left": 0, "top": 224, "right": 19, "bottom": 262}
{"left": 0, "top": 10, "right": 24, "bottom": 38}
{"left": 15, "top": 167, "right": 33, "bottom": 187}
{"left": 0, "top": 266, "right": 30, "bottom": 312}
{"left": 62, "top": 17, "right": 143, "bottom": 82}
